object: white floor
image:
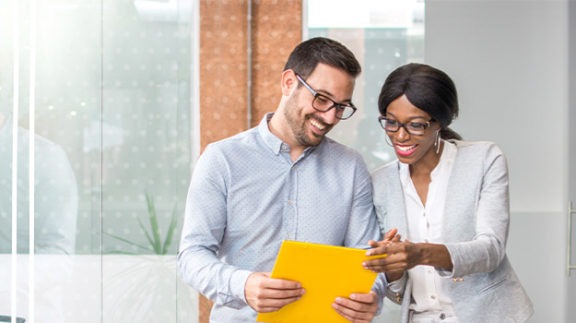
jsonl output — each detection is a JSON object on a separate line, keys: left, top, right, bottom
{"left": 0, "top": 255, "right": 197, "bottom": 323}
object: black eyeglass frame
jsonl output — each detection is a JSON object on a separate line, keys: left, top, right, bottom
{"left": 378, "top": 116, "right": 435, "bottom": 136}
{"left": 295, "top": 73, "right": 357, "bottom": 120}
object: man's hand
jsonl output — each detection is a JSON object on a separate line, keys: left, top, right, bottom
{"left": 245, "top": 272, "right": 305, "bottom": 313}
{"left": 332, "top": 291, "right": 379, "bottom": 322}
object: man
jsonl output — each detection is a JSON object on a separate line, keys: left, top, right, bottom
{"left": 178, "top": 37, "right": 384, "bottom": 322}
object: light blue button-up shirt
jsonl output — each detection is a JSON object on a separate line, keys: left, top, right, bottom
{"left": 178, "top": 113, "right": 383, "bottom": 322}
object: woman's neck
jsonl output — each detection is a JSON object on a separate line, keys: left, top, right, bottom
{"left": 409, "top": 140, "right": 443, "bottom": 177}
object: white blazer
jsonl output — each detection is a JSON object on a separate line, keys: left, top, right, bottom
{"left": 372, "top": 140, "right": 533, "bottom": 323}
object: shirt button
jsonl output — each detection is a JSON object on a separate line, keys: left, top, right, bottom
{"left": 440, "top": 313, "right": 446, "bottom": 320}
{"left": 430, "top": 295, "right": 436, "bottom": 300}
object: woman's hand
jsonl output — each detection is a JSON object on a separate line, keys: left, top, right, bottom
{"left": 365, "top": 228, "right": 400, "bottom": 257}
{"left": 363, "top": 228, "right": 406, "bottom": 280}
{"left": 366, "top": 228, "right": 401, "bottom": 253}
{"left": 363, "top": 239, "right": 453, "bottom": 277}
{"left": 365, "top": 240, "right": 420, "bottom": 270}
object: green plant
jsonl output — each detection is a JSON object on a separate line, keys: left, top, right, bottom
{"left": 107, "top": 192, "right": 178, "bottom": 255}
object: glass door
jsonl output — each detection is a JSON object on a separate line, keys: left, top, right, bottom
{"left": 0, "top": 0, "right": 198, "bottom": 322}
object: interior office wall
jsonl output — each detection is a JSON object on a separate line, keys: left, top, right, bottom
{"left": 426, "top": 0, "right": 569, "bottom": 321}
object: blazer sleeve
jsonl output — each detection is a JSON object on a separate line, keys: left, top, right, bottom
{"left": 443, "top": 142, "right": 510, "bottom": 278}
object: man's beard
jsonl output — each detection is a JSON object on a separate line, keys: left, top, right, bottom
{"left": 284, "top": 100, "right": 325, "bottom": 148}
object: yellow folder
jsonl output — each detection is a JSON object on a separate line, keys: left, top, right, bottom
{"left": 256, "top": 240, "right": 385, "bottom": 323}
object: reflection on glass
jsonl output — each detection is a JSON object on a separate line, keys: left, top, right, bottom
{"left": 0, "top": 0, "right": 196, "bottom": 321}
{"left": 0, "top": 111, "right": 78, "bottom": 321}
{"left": 0, "top": 113, "right": 78, "bottom": 255}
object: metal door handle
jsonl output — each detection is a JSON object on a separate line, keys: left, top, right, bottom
{"left": 569, "top": 201, "right": 576, "bottom": 276}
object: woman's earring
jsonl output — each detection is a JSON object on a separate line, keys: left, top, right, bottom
{"left": 434, "top": 130, "right": 441, "bottom": 154}
{"left": 385, "top": 134, "right": 393, "bottom": 147}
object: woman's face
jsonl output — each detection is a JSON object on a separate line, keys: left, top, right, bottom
{"left": 383, "top": 94, "right": 441, "bottom": 166}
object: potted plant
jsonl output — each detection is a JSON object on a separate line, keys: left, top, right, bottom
{"left": 102, "top": 192, "right": 194, "bottom": 322}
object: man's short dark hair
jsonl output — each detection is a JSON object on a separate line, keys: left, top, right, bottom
{"left": 283, "top": 37, "right": 361, "bottom": 79}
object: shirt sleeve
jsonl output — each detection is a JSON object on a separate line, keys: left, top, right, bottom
{"left": 345, "top": 155, "right": 387, "bottom": 308}
{"left": 344, "top": 154, "right": 382, "bottom": 248}
{"left": 177, "top": 145, "right": 251, "bottom": 309}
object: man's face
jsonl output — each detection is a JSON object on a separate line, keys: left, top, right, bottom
{"left": 284, "top": 63, "right": 356, "bottom": 148}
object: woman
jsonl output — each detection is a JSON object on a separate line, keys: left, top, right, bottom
{"left": 363, "top": 63, "right": 533, "bottom": 322}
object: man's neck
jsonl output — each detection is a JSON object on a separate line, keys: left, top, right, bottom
{"left": 267, "top": 113, "right": 306, "bottom": 162}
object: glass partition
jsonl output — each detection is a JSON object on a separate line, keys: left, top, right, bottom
{"left": 306, "top": 0, "right": 425, "bottom": 171}
{"left": 0, "top": 0, "right": 197, "bottom": 321}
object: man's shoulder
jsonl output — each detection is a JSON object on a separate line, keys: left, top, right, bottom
{"left": 205, "top": 127, "right": 260, "bottom": 150}
{"left": 321, "top": 137, "right": 363, "bottom": 159}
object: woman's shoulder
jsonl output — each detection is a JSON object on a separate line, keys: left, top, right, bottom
{"left": 449, "top": 140, "right": 508, "bottom": 175}
{"left": 371, "top": 159, "right": 399, "bottom": 177}
{"left": 450, "top": 140, "right": 505, "bottom": 156}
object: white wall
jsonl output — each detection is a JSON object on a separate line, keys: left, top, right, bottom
{"left": 426, "top": 0, "right": 569, "bottom": 321}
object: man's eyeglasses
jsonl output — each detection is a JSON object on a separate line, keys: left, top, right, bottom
{"left": 378, "top": 116, "right": 434, "bottom": 136}
{"left": 295, "top": 74, "right": 357, "bottom": 120}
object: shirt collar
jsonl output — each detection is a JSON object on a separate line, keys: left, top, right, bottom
{"left": 398, "top": 139, "right": 457, "bottom": 184}
{"left": 257, "top": 112, "right": 318, "bottom": 157}
{"left": 258, "top": 113, "right": 284, "bottom": 155}
{"left": 431, "top": 139, "right": 456, "bottom": 178}
{"left": 399, "top": 161, "right": 411, "bottom": 188}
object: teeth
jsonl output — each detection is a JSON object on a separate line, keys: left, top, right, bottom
{"left": 310, "top": 118, "right": 325, "bottom": 130}
{"left": 396, "top": 145, "right": 416, "bottom": 151}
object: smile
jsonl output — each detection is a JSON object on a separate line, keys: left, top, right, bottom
{"left": 309, "top": 118, "right": 326, "bottom": 131}
{"left": 394, "top": 144, "right": 417, "bottom": 156}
